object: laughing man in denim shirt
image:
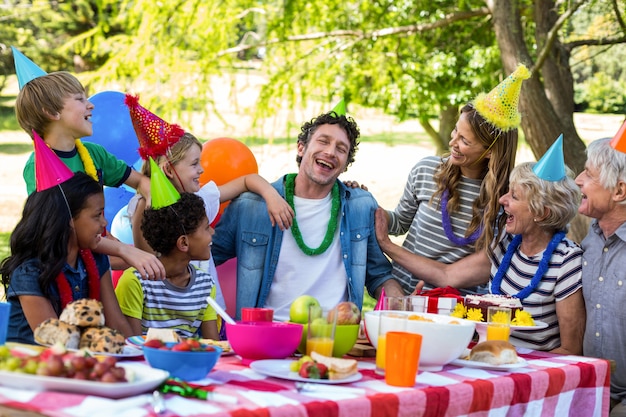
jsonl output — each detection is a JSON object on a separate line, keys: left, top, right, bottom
{"left": 211, "top": 109, "right": 404, "bottom": 321}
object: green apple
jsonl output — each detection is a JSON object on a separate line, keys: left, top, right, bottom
{"left": 289, "top": 295, "right": 320, "bottom": 324}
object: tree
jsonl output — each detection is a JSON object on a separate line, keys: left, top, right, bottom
{"left": 13, "top": 0, "right": 625, "bottom": 240}
{"left": 62, "top": 1, "right": 624, "bottom": 166}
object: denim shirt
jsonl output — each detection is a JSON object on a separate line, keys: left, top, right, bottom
{"left": 212, "top": 175, "right": 393, "bottom": 319}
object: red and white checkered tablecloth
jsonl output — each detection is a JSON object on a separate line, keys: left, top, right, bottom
{"left": 0, "top": 349, "right": 610, "bottom": 417}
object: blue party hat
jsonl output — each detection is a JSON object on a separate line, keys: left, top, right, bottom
{"left": 533, "top": 134, "right": 566, "bottom": 181}
{"left": 12, "top": 46, "right": 47, "bottom": 90}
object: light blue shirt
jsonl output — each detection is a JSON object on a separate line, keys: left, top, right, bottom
{"left": 211, "top": 175, "right": 394, "bottom": 319}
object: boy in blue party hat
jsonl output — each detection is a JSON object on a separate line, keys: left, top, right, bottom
{"left": 12, "top": 47, "right": 164, "bottom": 279}
{"left": 115, "top": 159, "right": 219, "bottom": 339}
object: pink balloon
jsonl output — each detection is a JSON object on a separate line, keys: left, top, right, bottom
{"left": 111, "top": 270, "right": 123, "bottom": 289}
{"left": 216, "top": 258, "right": 238, "bottom": 318}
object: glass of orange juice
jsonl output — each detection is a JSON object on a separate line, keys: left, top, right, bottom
{"left": 376, "top": 312, "right": 407, "bottom": 375}
{"left": 306, "top": 305, "right": 337, "bottom": 356}
{"left": 487, "top": 306, "right": 511, "bottom": 342}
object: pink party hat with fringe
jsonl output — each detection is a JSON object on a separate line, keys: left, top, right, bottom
{"left": 34, "top": 130, "right": 74, "bottom": 191}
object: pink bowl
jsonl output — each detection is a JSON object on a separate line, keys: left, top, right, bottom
{"left": 225, "top": 321, "right": 303, "bottom": 363}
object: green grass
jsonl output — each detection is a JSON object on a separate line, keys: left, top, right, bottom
{"left": 0, "top": 232, "right": 8, "bottom": 274}
{"left": 0, "top": 95, "right": 19, "bottom": 131}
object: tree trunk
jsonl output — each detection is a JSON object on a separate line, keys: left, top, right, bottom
{"left": 487, "top": 0, "right": 588, "bottom": 242}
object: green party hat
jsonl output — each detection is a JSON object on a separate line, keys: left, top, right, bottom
{"left": 149, "top": 157, "right": 181, "bottom": 209}
{"left": 331, "top": 99, "right": 346, "bottom": 116}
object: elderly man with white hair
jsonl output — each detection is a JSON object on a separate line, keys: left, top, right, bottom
{"left": 577, "top": 133, "right": 626, "bottom": 417}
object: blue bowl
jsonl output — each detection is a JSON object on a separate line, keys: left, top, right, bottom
{"left": 143, "top": 342, "right": 222, "bottom": 381}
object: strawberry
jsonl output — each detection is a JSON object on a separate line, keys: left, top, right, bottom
{"left": 298, "top": 361, "right": 321, "bottom": 379}
{"left": 184, "top": 339, "right": 202, "bottom": 350}
{"left": 171, "top": 342, "right": 191, "bottom": 351}
{"left": 315, "top": 362, "right": 329, "bottom": 379}
{"left": 143, "top": 339, "right": 165, "bottom": 349}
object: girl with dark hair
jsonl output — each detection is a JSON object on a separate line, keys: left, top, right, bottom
{"left": 0, "top": 172, "right": 132, "bottom": 343}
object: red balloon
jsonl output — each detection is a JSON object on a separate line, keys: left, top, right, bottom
{"left": 199, "top": 138, "right": 259, "bottom": 217}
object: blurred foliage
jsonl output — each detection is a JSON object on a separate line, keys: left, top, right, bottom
{"left": 1, "top": 0, "right": 625, "bottom": 148}
{"left": 575, "top": 72, "right": 626, "bottom": 114}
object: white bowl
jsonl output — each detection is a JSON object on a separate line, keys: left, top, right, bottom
{"left": 364, "top": 310, "right": 476, "bottom": 371}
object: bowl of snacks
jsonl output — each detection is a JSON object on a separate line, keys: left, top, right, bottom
{"left": 143, "top": 339, "right": 222, "bottom": 380}
{"left": 364, "top": 310, "right": 475, "bottom": 371}
{"left": 225, "top": 321, "right": 303, "bottom": 364}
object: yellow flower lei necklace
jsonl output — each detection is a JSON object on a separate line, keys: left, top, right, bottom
{"left": 75, "top": 139, "right": 98, "bottom": 182}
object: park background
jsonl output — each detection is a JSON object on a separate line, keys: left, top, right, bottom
{"left": 1, "top": 1, "right": 626, "bottom": 308}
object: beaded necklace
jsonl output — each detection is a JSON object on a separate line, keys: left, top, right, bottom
{"left": 55, "top": 249, "right": 100, "bottom": 309}
{"left": 440, "top": 189, "right": 482, "bottom": 246}
{"left": 75, "top": 139, "right": 98, "bottom": 182}
{"left": 284, "top": 174, "right": 339, "bottom": 256}
{"left": 490, "top": 231, "right": 566, "bottom": 300}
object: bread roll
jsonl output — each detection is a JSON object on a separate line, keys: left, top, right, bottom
{"left": 310, "top": 351, "right": 358, "bottom": 380}
{"left": 79, "top": 326, "right": 126, "bottom": 354}
{"left": 469, "top": 340, "right": 518, "bottom": 365}
{"left": 34, "top": 318, "right": 80, "bottom": 349}
{"left": 59, "top": 299, "right": 105, "bottom": 327}
{"left": 146, "top": 328, "right": 180, "bottom": 343}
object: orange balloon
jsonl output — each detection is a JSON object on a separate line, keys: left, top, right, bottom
{"left": 199, "top": 137, "right": 259, "bottom": 187}
{"left": 200, "top": 138, "right": 259, "bottom": 219}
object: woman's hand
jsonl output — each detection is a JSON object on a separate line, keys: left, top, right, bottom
{"left": 343, "top": 180, "right": 368, "bottom": 191}
{"left": 374, "top": 208, "right": 392, "bottom": 249}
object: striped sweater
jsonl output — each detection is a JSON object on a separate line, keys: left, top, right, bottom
{"left": 387, "top": 156, "right": 483, "bottom": 295}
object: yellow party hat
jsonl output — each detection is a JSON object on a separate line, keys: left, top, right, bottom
{"left": 473, "top": 64, "right": 531, "bottom": 132}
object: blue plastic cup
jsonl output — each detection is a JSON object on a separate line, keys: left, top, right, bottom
{"left": 0, "top": 303, "right": 10, "bottom": 345}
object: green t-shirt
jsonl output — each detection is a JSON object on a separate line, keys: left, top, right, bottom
{"left": 23, "top": 141, "right": 131, "bottom": 194}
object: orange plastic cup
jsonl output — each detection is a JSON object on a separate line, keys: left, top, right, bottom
{"left": 385, "top": 331, "right": 422, "bottom": 387}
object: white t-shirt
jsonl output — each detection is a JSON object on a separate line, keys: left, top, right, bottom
{"left": 265, "top": 193, "right": 347, "bottom": 321}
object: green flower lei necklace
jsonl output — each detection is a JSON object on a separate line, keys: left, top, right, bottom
{"left": 284, "top": 173, "right": 340, "bottom": 256}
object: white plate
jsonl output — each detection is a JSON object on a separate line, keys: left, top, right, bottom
{"left": 510, "top": 320, "right": 549, "bottom": 330}
{"left": 473, "top": 320, "right": 549, "bottom": 344}
{"left": 250, "top": 359, "right": 363, "bottom": 384}
{"left": 0, "top": 362, "right": 168, "bottom": 398}
{"left": 449, "top": 356, "right": 528, "bottom": 371}
{"left": 474, "top": 320, "right": 548, "bottom": 331}
{"left": 126, "top": 336, "right": 235, "bottom": 356}
{"left": 36, "top": 342, "right": 144, "bottom": 358}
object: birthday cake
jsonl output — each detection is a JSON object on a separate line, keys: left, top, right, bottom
{"left": 463, "top": 294, "right": 523, "bottom": 321}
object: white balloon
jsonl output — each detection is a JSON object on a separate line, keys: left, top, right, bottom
{"left": 110, "top": 204, "right": 134, "bottom": 245}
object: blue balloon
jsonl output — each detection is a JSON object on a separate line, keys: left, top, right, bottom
{"left": 111, "top": 205, "right": 134, "bottom": 245}
{"left": 84, "top": 91, "right": 139, "bottom": 165}
{"left": 122, "top": 157, "right": 145, "bottom": 193}
{"left": 104, "top": 186, "right": 135, "bottom": 227}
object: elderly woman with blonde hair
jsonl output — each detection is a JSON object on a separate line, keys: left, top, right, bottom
{"left": 375, "top": 156, "right": 585, "bottom": 355}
